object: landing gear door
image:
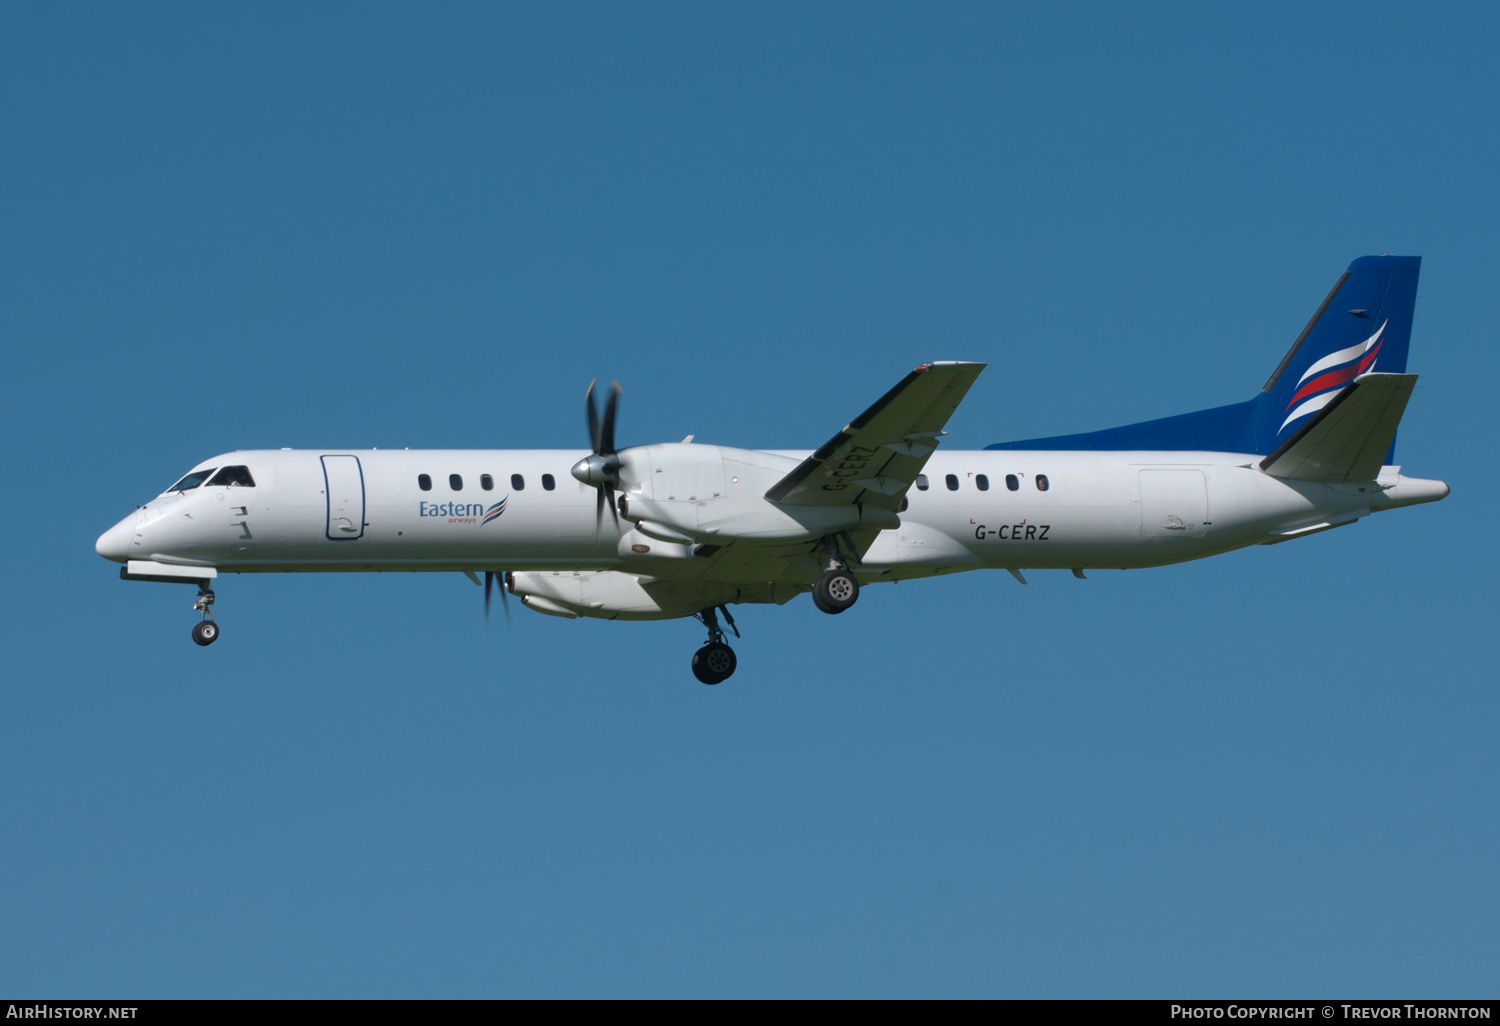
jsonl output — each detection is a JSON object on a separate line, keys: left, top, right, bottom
{"left": 321, "top": 455, "right": 366, "bottom": 541}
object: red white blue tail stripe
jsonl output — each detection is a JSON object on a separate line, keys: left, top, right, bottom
{"left": 1278, "top": 320, "right": 1385, "bottom": 434}
{"left": 984, "top": 256, "right": 1420, "bottom": 456}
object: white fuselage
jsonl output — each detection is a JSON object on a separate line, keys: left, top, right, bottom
{"left": 98, "top": 446, "right": 1447, "bottom": 591}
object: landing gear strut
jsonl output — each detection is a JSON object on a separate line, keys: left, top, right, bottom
{"left": 191, "top": 583, "right": 220, "bottom": 647}
{"left": 691, "top": 605, "right": 739, "bottom": 685}
{"left": 811, "top": 534, "right": 860, "bottom": 614}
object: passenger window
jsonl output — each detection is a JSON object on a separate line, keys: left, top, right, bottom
{"left": 450, "top": 474, "right": 463, "bottom": 491}
{"left": 945, "top": 474, "right": 959, "bottom": 491}
{"left": 542, "top": 474, "right": 555, "bottom": 491}
{"left": 511, "top": 474, "right": 525, "bottom": 491}
{"left": 898, "top": 497, "right": 909, "bottom": 513}
{"left": 915, "top": 474, "right": 929, "bottom": 491}
{"left": 418, "top": 474, "right": 432, "bottom": 491}
{"left": 1036, "top": 474, "right": 1050, "bottom": 491}
{"left": 975, "top": 474, "right": 989, "bottom": 491}
{"left": 1005, "top": 474, "right": 1019, "bottom": 491}
{"left": 168, "top": 468, "right": 216, "bottom": 492}
{"left": 481, "top": 474, "right": 493, "bottom": 491}
{"left": 207, "top": 465, "right": 256, "bottom": 487}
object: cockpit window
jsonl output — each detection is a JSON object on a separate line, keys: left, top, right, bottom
{"left": 207, "top": 465, "right": 256, "bottom": 487}
{"left": 168, "top": 468, "right": 216, "bottom": 492}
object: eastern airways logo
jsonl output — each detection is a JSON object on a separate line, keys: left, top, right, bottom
{"left": 1278, "top": 320, "right": 1386, "bottom": 434}
{"left": 419, "top": 496, "right": 508, "bottom": 525}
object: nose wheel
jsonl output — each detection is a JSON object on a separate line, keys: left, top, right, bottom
{"left": 692, "top": 641, "right": 737, "bottom": 685}
{"left": 691, "top": 605, "right": 739, "bottom": 684}
{"left": 191, "top": 584, "right": 220, "bottom": 646}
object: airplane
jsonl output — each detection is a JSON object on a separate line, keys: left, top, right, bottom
{"left": 95, "top": 255, "right": 1448, "bottom": 684}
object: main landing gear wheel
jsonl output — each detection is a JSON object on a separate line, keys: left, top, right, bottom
{"left": 692, "top": 641, "right": 737, "bottom": 685}
{"left": 191, "top": 620, "right": 220, "bottom": 646}
{"left": 812, "top": 569, "right": 859, "bottom": 614}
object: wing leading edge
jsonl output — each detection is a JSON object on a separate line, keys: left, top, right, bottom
{"left": 764, "top": 361, "right": 985, "bottom": 509}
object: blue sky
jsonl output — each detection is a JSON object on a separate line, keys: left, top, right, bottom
{"left": 2, "top": 2, "right": 1496, "bottom": 997}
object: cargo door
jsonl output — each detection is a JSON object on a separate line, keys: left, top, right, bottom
{"left": 1139, "top": 469, "right": 1208, "bottom": 539}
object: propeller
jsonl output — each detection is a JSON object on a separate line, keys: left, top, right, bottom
{"left": 571, "top": 379, "right": 623, "bottom": 532}
{"left": 484, "top": 570, "right": 511, "bottom": 625}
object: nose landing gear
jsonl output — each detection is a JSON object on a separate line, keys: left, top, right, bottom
{"left": 191, "top": 584, "right": 220, "bottom": 646}
{"left": 691, "top": 605, "right": 739, "bottom": 685}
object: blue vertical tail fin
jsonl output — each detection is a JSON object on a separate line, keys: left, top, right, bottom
{"left": 1257, "top": 255, "right": 1420, "bottom": 453}
{"left": 985, "top": 255, "right": 1422, "bottom": 457}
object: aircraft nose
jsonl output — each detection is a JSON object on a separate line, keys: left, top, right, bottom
{"left": 95, "top": 512, "right": 139, "bottom": 563}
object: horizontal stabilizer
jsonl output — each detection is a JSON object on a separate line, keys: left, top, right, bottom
{"left": 1259, "top": 373, "right": 1417, "bottom": 483}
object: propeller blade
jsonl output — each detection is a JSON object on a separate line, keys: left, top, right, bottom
{"left": 586, "top": 379, "right": 601, "bottom": 453}
{"left": 484, "top": 570, "right": 512, "bottom": 628}
{"left": 584, "top": 378, "right": 624, "bottom": 537}
{"left": 603, "top": 481, "right": 619, "bottom": 527}
{"left": 599, "top": 381, "right": 621, "bottom": 455}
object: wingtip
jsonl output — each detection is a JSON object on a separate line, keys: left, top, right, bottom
{"left": 917, "top": 360, "right": 987, "bottom": 371}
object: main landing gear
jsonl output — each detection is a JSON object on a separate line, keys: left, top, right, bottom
{"left": 811, "top": 569, "right": 859, "bottom": 614}
{"left": 810, "top": 535, "right": 860, "bottom": 615}
{"left": 191, "top": 583, "right": 220, "bottom": 647}
{"left": 691, "top": 605, "right": 739, "bottom": 685}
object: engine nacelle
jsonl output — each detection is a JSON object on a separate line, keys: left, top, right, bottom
{"left": 510, "top": 570, "right": 804, "bottom": 621}
{"left": 616, "top": 443, "right": 900, "bottom": 544}
{"left": 629, "top": 520, "right": 699, "bottom": 546}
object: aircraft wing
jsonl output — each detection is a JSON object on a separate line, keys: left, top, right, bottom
{"left": 764, "top": 361, "right": 985, "bottom": 509}
{"left": 1259, "top": 372, "right": 1417, "bottom": 483}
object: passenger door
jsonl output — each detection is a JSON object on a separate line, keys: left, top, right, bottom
{"left": 321, "top": 455, "right": 366, "bottom": 540}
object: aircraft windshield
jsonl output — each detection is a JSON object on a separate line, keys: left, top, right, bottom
{"left": 207, "top": 465, "right": 256, "bottom": 487}
{"left": 167, "top": 468, "right": 216, "bottom": 492}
